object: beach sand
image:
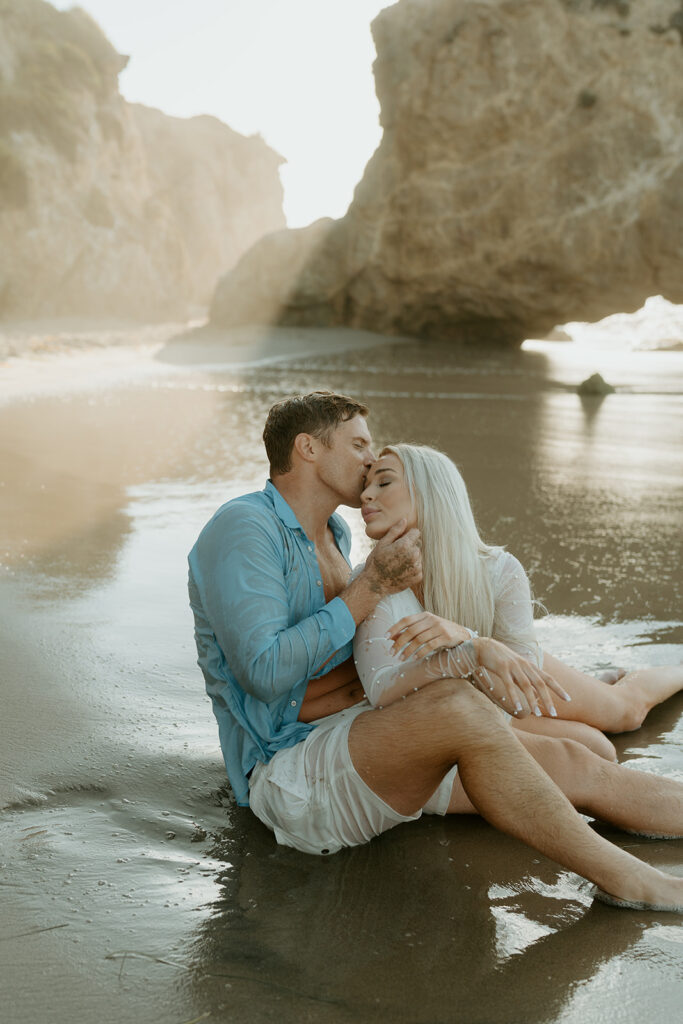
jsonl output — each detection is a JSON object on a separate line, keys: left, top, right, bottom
{"left": 1, "top": 321, "right": 682, "bottom": 1023}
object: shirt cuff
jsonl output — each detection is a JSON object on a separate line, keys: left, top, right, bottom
{"left": 323, "top": 595, "right": 357, "bottom": 648}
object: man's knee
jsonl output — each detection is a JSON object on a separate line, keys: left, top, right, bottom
{"left": 411, "top": 677, "right": 503, "bottom": 731}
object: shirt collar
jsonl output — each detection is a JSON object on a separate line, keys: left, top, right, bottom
{"left": 265, "top": 479, "right": 302, "bottom": 532}
{"left": 264, "top": 479, "right": 348, "bottom": 548}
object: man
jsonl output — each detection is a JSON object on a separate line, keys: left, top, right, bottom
{"left": 189, "top": 391, "right": 683, "bottom": 911}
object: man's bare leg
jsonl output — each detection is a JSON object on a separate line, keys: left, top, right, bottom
{"left": 348, "top": 678, "right": 683, "bottom": 910}
{"left": 542, "top": 653, "right": 683, "bottom": 732}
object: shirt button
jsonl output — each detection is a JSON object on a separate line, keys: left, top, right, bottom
{"left": 290, "top": 700, "right": 297, "bottom": 707}
{"left": 316, "top": 580, "right": 322, "bottom": 587}
{"left": 308, "top": 546, "right": 313, "bottom": 552}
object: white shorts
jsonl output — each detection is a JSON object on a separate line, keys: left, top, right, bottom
{"left": 248, "top": 700, "right": 458, "bottom": 856}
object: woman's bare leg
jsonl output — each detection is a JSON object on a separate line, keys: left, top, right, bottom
{"left": 348, "top": 679, "right": 683, "bottom": 910}
{"left": 511, "top": 715, "right": 617, "bottom": 761}
{"left": 445, "top": 731, "right": 683, "bottom": 833}
{"left": 541, "top": 653, "right": 683, "bottom": 732}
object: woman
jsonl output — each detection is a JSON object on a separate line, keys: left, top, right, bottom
{"left": 354, "top": 444, "right": 683, "bottom": 755}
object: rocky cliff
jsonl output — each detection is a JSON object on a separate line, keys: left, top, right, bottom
{"left": 211, "top": 0, "right": 683, "bottom": 345}
{"left": 0, "top": 0, "right": 285, "bottom": 319}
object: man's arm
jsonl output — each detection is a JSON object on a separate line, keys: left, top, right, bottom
{"left": 336, "top": 519, "right": 423, "bottom": 625}
{"left": 297, "top": 656, "right": 366, "bottom": 722}
{"left": 190, "top": 510, "right": 422, "bottom": 705}
{"left": 191, "top": 506, "right": 356, "bottom": 703}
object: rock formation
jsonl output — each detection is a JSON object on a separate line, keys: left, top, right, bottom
{"left": 211, "top": 0, "right": 683, "bottom": 346}
{"left": 0, "top": 0, "right": 285, "bottom": 319}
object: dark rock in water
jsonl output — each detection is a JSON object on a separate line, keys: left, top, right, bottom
{"left": 578, "top": 372, "right": 616, "bottom": 395}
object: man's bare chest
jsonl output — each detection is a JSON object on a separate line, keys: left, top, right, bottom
{"left": 315, "top": 542, "right": 351, "bottom": 603}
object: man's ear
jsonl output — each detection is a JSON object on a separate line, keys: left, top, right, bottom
{"left": 292, "top": 432, "right": 317, "bottom": 463}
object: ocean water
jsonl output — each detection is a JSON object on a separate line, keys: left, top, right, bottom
{"left": 1, "top": 316, "right": 682, "bottom": 1024}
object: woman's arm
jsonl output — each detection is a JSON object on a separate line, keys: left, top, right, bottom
{"left": 354, "top": 592, "right": 569, "bottom": 715}
{"left": 491, "top": 552, "right": 543, "bottom": 667}
{"left": 354, "top": 591, "right": 430, "bottom": 705}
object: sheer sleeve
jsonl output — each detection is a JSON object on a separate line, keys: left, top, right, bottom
{"left": 353, "top": 590, "right": 472, "bottom": 706}
{"left": 490, "top": 552, "right": 542, "bottom": 668}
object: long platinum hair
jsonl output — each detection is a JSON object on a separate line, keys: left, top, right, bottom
{"left": 380, "top": 443, "right": 498, "bottom": 636}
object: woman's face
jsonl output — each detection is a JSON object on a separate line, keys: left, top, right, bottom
{"left": 360, "top": 453, "right": 417, "bottom": 539}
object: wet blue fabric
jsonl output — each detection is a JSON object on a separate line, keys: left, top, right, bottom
{"left": 188, "top": 480, "right": 356, "bottom": 806}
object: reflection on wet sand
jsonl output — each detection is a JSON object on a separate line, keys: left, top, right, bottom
{"left": 1, "top": 327, "right": 682, "bottom": 1024}
{"left": 186, "top": 811, "right": 663, "bottom": 1024}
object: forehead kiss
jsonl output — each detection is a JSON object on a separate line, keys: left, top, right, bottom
{"left": 363, "top": 453, "right": 401, "bottom": 488}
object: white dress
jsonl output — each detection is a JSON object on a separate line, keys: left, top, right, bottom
{"left": 353, "top": 548, "right": 541, "bottom": 707}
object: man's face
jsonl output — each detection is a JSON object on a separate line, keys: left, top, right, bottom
{"left": 315, "top": 414, "right": 375, "bottom": 507}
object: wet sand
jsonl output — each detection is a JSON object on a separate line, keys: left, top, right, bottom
{"left": 1, "top": 322, "right": 682, "bottom": 1023}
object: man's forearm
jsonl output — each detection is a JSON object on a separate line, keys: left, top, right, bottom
{"left": 340, "top": 522, "right": 423, "bottom": 625}
{"left": 338, "top": 569, "right": 387, "bottom": 625}
{"left": 299, "top": 657, "right": 366, "bottom": 722}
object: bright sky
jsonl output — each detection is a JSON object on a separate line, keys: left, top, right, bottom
{"left": 53, "top": 0, "right": 394, "bottom": 226}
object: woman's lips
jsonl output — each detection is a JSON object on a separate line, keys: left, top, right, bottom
{"left": 361, "top": 507, "right": 380, "bottom": 521}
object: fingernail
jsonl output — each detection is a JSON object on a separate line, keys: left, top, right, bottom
{"left": 533, "top": 705, "right": 542, "bottom": 717}
{"left": 515, "top": 701, "right": 523, "bottom": 713}
{"left": 549, "top": 704, "right": 557, "bottom": 718}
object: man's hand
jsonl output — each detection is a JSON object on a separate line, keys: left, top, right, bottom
{"left": 339, "top": 519, "right": 422, "bottom": 626}
{"left": 363, "top": 519, "right": 423, "bottom": 597}
{"left": 469, "top": 637, "right": 571, "bottom": 718}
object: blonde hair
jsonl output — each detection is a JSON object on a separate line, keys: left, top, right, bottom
{"left": 380, "top": 443, "right": 497, "bottom": 636}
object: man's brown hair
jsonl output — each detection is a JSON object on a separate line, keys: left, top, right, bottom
{"left": 263, "top": 390, "right": 369, "bottom": 475}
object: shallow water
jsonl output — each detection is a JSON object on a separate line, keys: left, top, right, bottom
{"left": 1, "top": 325, "right": 682, "bottom": 1023}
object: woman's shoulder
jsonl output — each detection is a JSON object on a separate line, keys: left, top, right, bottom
{"left": 484, "top": 547, "right": 528, "bottom": 586}
{"left": 376, "top": 588, "right": 423, "bottom": 617}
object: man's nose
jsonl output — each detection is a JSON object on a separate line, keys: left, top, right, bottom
{"left": 365, "top": 448, "right": 376, "bottom": 467}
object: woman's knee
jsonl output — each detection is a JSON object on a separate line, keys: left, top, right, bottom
{"left": 567, "top": 723, "right": 617, "bottom": 761}
{"left": 523, "top": 735, "right": 597, "bottom": 787}
{"left": 614, "top": 699, "right": 648, "bottom": 733}
{"left": 588, "top": 731, "right": 618, "bottom": 762}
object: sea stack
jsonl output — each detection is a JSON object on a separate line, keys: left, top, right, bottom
{"left": 211, "top": 0, "right": 683, "bottom": 346}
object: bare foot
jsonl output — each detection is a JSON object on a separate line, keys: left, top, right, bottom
{"left": 597, "top": 667, "right": 627, "bottom": 685}
{"left": 596, "top": 870, "right": 683, "bottom": 913}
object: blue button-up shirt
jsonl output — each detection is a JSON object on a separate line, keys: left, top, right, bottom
{"left": 188, "top": 481, "right": 357, "bottom": 806}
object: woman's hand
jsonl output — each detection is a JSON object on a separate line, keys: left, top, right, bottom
{"left": 470, "top": 637, "right": 571, "bottom": 718}
{"left": 387, "top": 612, "right": 472, "bottom": 660}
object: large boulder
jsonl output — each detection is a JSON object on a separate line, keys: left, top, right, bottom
{"left": 211, "top": 0, "right": 683, "bottom": 345}
{"left": 0, "top": 0, "right": 285, "bottom": 319}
